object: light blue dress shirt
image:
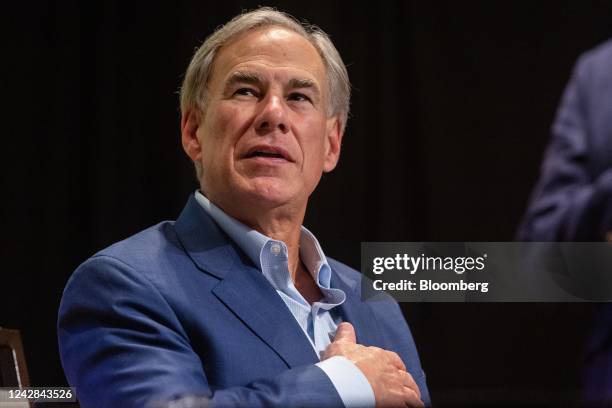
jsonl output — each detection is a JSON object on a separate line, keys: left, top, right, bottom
{"left": 195, "top": 191, "right": 375, "bottom": 407}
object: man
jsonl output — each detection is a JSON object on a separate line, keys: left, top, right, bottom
{"left": 58, "top": 8, "right": 430, "bottom": 408}
{"left": 517, "top": 39, "right": 612, "bottom": 404}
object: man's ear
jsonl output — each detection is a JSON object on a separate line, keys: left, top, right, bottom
{"left": 323, "top": 116, "right": 344, "bottom": 173}
{"left": 181, "top": 109, "right": 203, "bottom": 163}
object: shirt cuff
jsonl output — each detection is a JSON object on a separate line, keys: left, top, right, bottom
{"left": 316, "top": 356, "right": 375, "bottom": 408}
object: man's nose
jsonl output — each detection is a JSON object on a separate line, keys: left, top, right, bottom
{"left": 254, "top": 94, "right": 289, "bottom": 134}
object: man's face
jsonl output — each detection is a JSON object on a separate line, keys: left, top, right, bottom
{"left": 182, "top": 26, "right": 342, "bottom": 215}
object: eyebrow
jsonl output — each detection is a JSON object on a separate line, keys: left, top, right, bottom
{"left": 225, "top": 71, "right": 263, "bottom": 88}
{"left": 288, "top": 78, "right": 319, "bottom": 96}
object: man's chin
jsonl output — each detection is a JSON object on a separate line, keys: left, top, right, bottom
{"left": 245, "top": 190, "right": 293, "bottom": 209}
{"left": 240, "top": 181, "right": 301, "bottom": 209}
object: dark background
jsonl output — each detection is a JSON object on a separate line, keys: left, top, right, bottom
{"left": 3, "top": 1, "right": 612, "bottom": 406}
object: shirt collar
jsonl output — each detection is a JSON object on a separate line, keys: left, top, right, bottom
{"left": 194, "top": 191, "right": 332, "bottom": 288}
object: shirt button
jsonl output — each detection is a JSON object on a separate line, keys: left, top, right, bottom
{"left": 270, "top": 243, "right": 281, "bottom": 255}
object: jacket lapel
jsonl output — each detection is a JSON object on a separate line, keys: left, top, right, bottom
{"left": 212, "top": 264, "right": 320, "bottom": 367}
{"left": 174, "top": 195, "right": 319, "bottom": 368}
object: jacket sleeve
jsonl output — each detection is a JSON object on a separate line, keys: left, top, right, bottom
{"left": 517, "top": 50, "right": 612, "bottom": 241}
{"left": 58, "top": 255, "right": 343, "bottom": 408}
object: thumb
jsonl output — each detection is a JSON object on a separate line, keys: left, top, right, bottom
{"left": 333, "top": 322, "right": 356, "bottom": 343}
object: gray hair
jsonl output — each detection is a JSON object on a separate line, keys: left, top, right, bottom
{"left": 180, "top": 8, "right": 351, "bottom": 179}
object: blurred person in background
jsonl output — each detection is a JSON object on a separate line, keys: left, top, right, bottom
{"left": 517, "top": 39, "right": 612, "bottom": 406}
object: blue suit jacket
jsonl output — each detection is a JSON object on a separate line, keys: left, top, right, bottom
{"left": 58, "top": 195, "right": 430, "bottom": 407}
{"left": 517, "top": 39, "right": 612, "bottom": 241}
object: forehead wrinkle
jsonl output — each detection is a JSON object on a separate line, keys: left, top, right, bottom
{"left": 229, "top": 28, "right": 324, "bottom": 74}
{"left": 212, "top": 27, "right": 329, "bottom": 103}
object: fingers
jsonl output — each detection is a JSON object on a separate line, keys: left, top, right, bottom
{"left": 386, "top": 351, "right": 407, "bottom": 372}
{"left": 403, "top": 392, "right": 425, "bottom": 408}
{"left": 327, "top": 324, "right": 424, "bottom": 407}
{"left": 386, "top": 371, "right": 423, "bottom": 408}
{"left": 399, "top": 370, "right": 421, "bottom": 400}
{"left": 333, "top": 322, "right": 356, "bottom": 343}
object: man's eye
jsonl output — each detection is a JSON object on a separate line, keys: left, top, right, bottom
{"left": 288, "top": 93, "right": 311, "bottom": 103}
{"left": 234, "top": 88, "right": 258, "bottom": 97}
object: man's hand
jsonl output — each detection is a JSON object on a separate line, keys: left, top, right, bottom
{"left": 323, "top": 323, "right": 424, "bottom": 408}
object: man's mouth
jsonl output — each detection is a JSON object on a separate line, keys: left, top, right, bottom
{"left": 247, "top": 151, "right": 285, "bottom": 159}
{"left": 243, "top": 146, "right": 293, "bottom": 162}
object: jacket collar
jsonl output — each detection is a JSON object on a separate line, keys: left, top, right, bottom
{"left": 174, "top": 194, "right": 240, "bottom": 280}
{"left": 174, "top": 195, "right": 320, "bottom": 367}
